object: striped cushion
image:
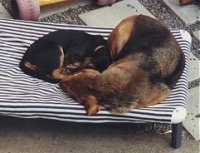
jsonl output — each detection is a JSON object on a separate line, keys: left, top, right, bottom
{"left": 0, "top": 19, "right": 191, "bottom": 124}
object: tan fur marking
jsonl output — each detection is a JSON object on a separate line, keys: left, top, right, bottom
{"left": 51, "top": 68, "right": 65, "bottom": 80}
{"left": 51, "top": 46, "right": 65, "bottom": 80}
{"left": 108, "top": 15, "right": 138, "bottom": 60}
{"left": 59, "top": 46, "right": 64, "bottom": 68}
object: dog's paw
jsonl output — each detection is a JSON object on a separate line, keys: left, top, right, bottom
{"left": 65, "top": 62, "right": 81, "bottom": 72}
{"left": 86, "top": 104, "right": 101, "bottom": 116}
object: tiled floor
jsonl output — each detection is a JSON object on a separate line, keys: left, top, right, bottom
{"left": 0, "top": 3, "right": 12, "bottom": 18}
{"left": 79, "top": 0, "right": 155, "bottom": 28}
{"left": 163, "top": 0, "right": 199, "bottom": 25}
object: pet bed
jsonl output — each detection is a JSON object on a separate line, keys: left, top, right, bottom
{"left": 0, "top": 19, "right": 191, "bottom": 148}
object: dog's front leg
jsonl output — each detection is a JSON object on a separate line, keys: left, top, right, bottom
{"left": 79, "top": 95, "right": 102, "bottom": 116}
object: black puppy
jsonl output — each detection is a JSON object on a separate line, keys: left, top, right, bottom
{"left": 19, "top": 30, "right": 111, "bottom": 83}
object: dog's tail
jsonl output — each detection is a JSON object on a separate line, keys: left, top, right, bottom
{"left": 162, "top": 51, "right": 185, "bottom": 89}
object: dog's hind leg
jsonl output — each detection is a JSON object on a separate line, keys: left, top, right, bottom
{"left": 136, "top": 83, "right": 170, "bottom": 108}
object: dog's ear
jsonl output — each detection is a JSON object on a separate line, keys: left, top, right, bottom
{"left": 108, "top": 15, "right": 138, "bottom": 61}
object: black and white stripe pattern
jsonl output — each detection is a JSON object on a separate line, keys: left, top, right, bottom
{"left": 0, "top": 19, "right": 191, "bottom": 124}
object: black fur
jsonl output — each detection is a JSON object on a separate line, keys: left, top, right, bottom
{"left": 19, "top": 30, "right": 111, "bottom": 83}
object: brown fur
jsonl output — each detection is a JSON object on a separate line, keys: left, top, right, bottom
{"left": 108, "top": 15, "right": 137, "bottom": 60}
{"left": 60, "top": 15, "right": 185, "bottom": 115}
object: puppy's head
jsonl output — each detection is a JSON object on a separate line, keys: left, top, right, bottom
{"left": 20, "top": 39, "right": 64, "bottom": 82}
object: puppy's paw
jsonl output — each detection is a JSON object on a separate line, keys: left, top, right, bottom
{"left": 65, "top": 62, "right": 81, "bottom": 72}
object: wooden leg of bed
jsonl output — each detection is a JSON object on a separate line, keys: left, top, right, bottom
{"left": 171, "top": 123, "right": 182, "bottom": 148}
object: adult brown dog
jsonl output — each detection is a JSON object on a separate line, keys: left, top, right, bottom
{"left": 60, "top": 15, "right": 185, "bottom": 115}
